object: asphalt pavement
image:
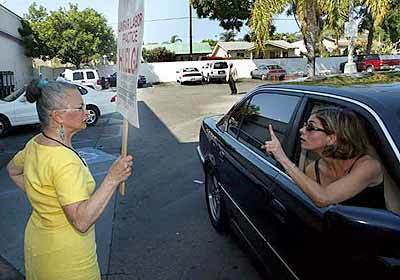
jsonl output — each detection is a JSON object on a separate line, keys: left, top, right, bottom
{"left": 0, "top": 79, "right": 267, "bottom": 280}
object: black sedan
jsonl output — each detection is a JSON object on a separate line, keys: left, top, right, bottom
{"left": 197, "top": 83, "right": 400, "bottom": 279}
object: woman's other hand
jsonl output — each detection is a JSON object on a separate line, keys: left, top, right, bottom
{"left": 106, "top": 155, "right": 133, "bottom": 186}
{"left": 261, "top": 124, "right": 287, "bottom": 162}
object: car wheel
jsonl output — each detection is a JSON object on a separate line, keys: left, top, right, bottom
{"left": 205, "top": 168, "right": 229, "bottom": 233}
{"left": 0, "top": 115, "right": 10, "bottom": 137}
{"left": 86, "top": 105, "right": 100, "bottom": 126}
{"left": 366, "top": 65, "right": 374, "bottom": 73}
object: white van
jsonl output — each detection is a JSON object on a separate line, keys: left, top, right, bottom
{"left": 201, "top": 61, "right": 229, "bottom": 83}
{"left": 61, "top": 69, "right": 101, "bottom": 90}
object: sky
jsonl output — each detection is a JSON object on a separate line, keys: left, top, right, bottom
{"left": 2, "top": 0, "right": 299, "bottom": 44}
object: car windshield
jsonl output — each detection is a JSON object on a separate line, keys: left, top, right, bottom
{"left": 183, "top": 68, "right": 199, "bottom": 72}
{"left": 1, "top": 87, "right": 26, "bottom": 102}
{"left": 214, "top": 62, "right": 228, "bottom": 69}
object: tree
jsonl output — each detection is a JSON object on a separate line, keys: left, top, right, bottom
{"left": 18, "top": 2, "right": 116, "bottom": 68}
{"left": 251, "top": 0, "right": 391, "bottom": 77}
{"left": 191, "top": 0, "right": 255, "bottom": 31}
{"left": 220, "top": 30, "right": 237, "bottom": 41}
{"left": 201, "top": 39, "right": 217, "bottom": 48}
{"left": 380, "top": 0, "right": 400, "bottom": 51}
{"left": 170, "top": 35, "right": 182, "bottom": 43}
{"left": 142, "top": 47, "right": 175, "bottom": 62}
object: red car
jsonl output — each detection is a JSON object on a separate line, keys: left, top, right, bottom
{"left": 340, "top": 54, "right": 400, "bottom": 73}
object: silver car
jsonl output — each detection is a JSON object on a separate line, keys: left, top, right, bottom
{"left": 250, "top": 64, "right": 286, "bottom": 80}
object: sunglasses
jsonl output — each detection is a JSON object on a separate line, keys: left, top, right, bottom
{"left": 54, "top": 104, "right": 86, "bottom": 113}
{"left": 303, "top": 122, "right": 327, "bottom": 133}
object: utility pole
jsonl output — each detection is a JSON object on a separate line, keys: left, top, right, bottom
{"left": 344, "top": 0, "right": 357, "bottom": 74}
{"left": 189, "top": 1, "right": 193, "bottom": 61}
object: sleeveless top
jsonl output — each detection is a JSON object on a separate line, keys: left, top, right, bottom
{"left": 314, "top": 155, "right": 385, "bottom": 209}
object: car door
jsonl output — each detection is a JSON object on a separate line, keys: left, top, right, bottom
{"left": 270, "top": 95, "right": 400, "bottom": 279}
{"left": 214, "top": 91, "right": 304, "bottom": 279}
{"left": 13, "top": 91, "right": 38, "bottom": 125}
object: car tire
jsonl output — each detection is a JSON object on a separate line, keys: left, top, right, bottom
{"left": 0, "top": 115, "right": 10, "bottom": 137}
{"left": 86, "top": 105, "right": 100, "bottom": 126}
{"left": 366, "top": 65, "right": 374, "bottom": 73}
{"left": 205, "top": 168, "right": 229, "bottom": 233}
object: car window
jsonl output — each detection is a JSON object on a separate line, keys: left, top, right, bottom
{"left": 73, "top": 72, "right": 84, "bottom": 80}
{"left": 76, "top": 85, "right": 88, "bottom": 95}
{"left": 1, "top": 87, "right": 25, "bottom": 102}
{"left": 226, "top": 99, "right": 250, "bottom": 138}
{"left": 214, "top": 62, "right": 228, "bottom": 69}
{"left": 86, "top": 71, "right": 95, "bottom": 79}
{"left": 237, "top": 93, "right": 301, "bottom": 158}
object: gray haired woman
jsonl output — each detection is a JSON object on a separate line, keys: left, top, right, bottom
{"left": 6, "top": 80, "right": 133, "bottom": 280}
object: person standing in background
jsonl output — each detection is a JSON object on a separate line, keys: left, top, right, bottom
{"left": 226, "top": 63, "right": 238, "bottom": 95}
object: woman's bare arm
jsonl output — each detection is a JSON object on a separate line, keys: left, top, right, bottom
{"left": 280, "top": 156, "right": 381, "bottom": 207}
{"left": 62, "top": 155, "right": 133, "bottom": 233}
{"left": 263, "top": 124, "right": 382, "bottom": 207}
{"left": 6, "top": 160, "right": 25, "bottom": 192}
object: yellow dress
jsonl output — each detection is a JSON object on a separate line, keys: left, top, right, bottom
{"left": 12, "top": 136, "right": 100, "bottom": 280}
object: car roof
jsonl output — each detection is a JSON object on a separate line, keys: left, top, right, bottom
{"left": 255, "top": 82, "right": 400, "bottom": 145}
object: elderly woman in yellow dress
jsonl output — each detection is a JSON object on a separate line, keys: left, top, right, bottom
{"left": 6, "top": 80, "right": 133, "bottom": 280}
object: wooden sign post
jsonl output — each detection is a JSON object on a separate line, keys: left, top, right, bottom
{"left": 117, "top": 0, "right": 144, "bottom": 195}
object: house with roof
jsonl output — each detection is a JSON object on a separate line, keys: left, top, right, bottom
{"left": 143, "top": 42, "right": 212, "bottom": 61}
{"left": 292, "top": 38, "right": 350, "bottom": 56}
{"left": 211, "top": 40, "right": 297, "bottom": 59}
{"left": 0, "top": 4, "right": 33, "bottom": 97}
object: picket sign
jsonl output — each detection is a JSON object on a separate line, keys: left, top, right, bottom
{"left": 117, "top": 0, "right": 144, "bottom": 195}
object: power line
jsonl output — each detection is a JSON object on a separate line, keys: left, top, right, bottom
{"left": 108, "top": 16, "right": 296, "bottom": 25}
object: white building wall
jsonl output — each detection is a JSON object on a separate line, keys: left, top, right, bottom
{"left": 98, "top": 56, "right": 350, "bottom": 84}
{"left": 0, "top": 5, "right": 33, "bottom": 89}
{"left": 97, "top": 55, "right": 400, "bottom": 84}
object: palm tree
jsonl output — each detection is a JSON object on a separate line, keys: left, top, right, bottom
{"left": 170, "top": 35, "right": 182, "bottom": 43}
{"left": 219, "top": 30, "right": 237, "bottom": 41}
{"left": 250, "top": 0, "right": 391, "bottom": 77}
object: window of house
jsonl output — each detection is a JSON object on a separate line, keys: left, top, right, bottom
{"left": 73, "top": 72, "right": 84, "bottom": 80}
{"left": 86, "top": 71, "right": 95, "bottom": 79}
{"left": 236, "top": 93, "right": 300, "bottom": 159}
{"left": 283, "top": 51, "right": 288, "bottom": 57}
{"left": 237, "top": 52, "right": 245, "bottom": 57}
{"left": 270, "top": 51, "right": 277, "bottom": 58}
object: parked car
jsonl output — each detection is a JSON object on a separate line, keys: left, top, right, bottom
{"left": 0, "top": 83, "right": 116, "bottom": 137}
{"left": 340, "top": 54, "right": 400, "bottom": 73}
{"left": 202, "top": 61, "right": 229, "bottom": 83}
{"left": 197, "top": 83, "right": 400, "bottom": 279}
{"left": 251, "top": 64, "right": 286, "bottom": 80}
{"left": 106, "top": 72, "right": 147, "bottom": 88}
{"left": 176, "top": 67, "right": 203, "bottom": 84}
{"left": 61, "top": 69, "right": 101, "bottom": 90}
